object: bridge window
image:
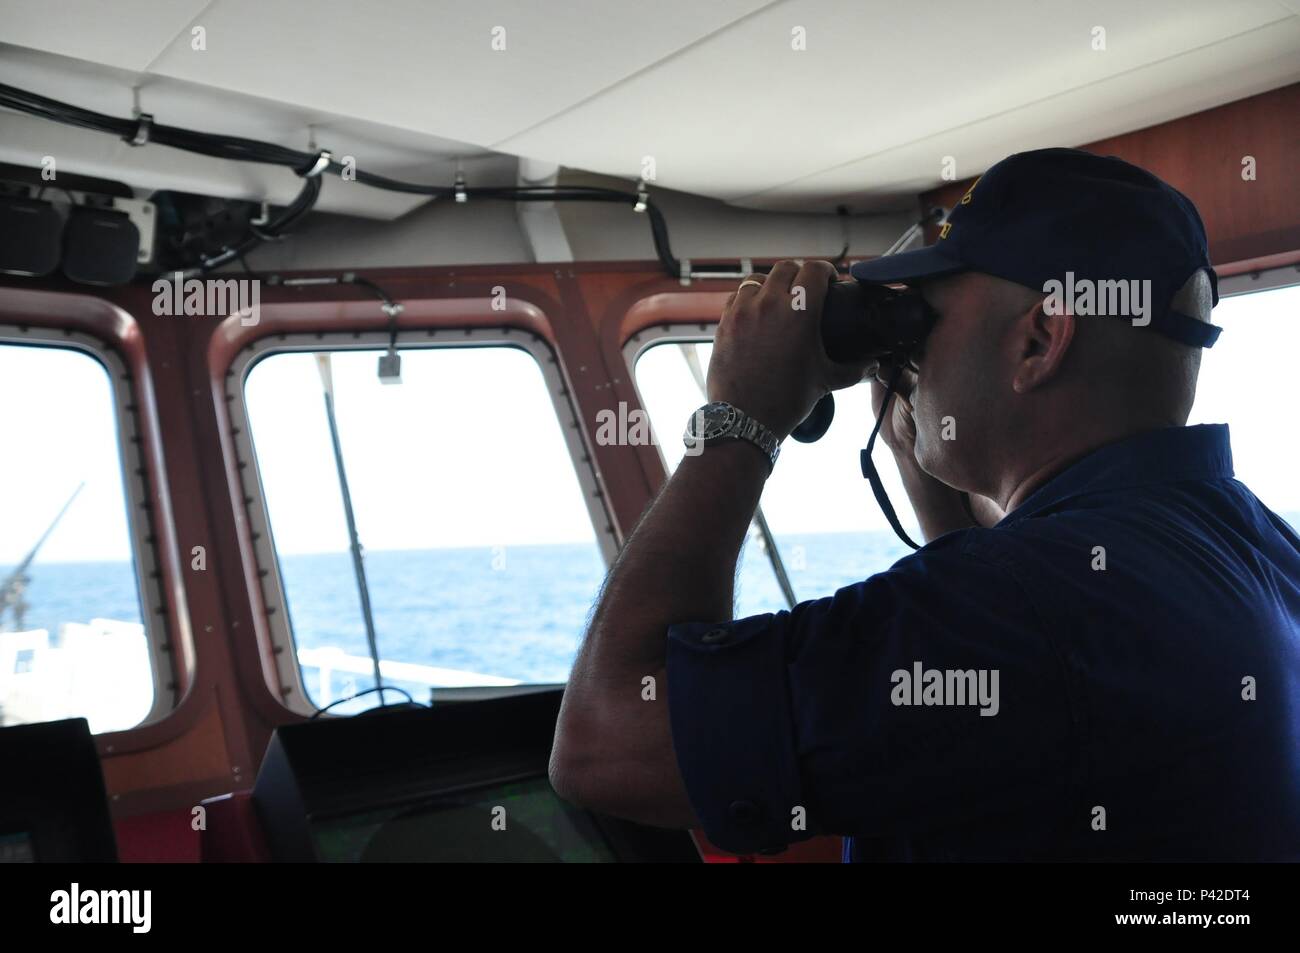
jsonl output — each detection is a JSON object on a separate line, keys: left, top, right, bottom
{"left": 1189, "top": 280, "right": 1300, "bottom": 524}
{"left": 631, "top": 336, "right": 918, "bottom": 618}
{"left": 0, "top": 338, "right": 157, "bottom": 733}
{"left": 240, "top": 337, "right": 609, "bottom": 715}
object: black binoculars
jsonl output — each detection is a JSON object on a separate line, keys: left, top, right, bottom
{"left": 791, "top": 281, "right": 938, "bottom": 442}
{"left": 820, "top": 280, "right": 936, "bottom": 362}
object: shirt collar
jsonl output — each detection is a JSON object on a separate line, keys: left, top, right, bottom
{"left": 999, "top": 423, "right": 1234, "bottom": 526}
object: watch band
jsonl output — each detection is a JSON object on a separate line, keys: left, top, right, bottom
{"left": 731, "top": 413, "right": 781, "bottom": 468}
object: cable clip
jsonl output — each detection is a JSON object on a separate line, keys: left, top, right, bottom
{"left": 634, "top": 181, "right": 649, "bottom": 213}
{"left": 454, "top": 170, "right": 468, "bottom": 203}
{"left": 248, "top": 222, "right": 286, "bottom": 242}
{"left": 248, "top": 201, "right": 286, "bottom": 241}
{"left": 126, "top": 112, "right": 154, "bottom": 147}
{"left": 301, "top": 150, "right": 333, "bottom": 178}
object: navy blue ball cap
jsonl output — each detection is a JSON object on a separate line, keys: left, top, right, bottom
{"left": 850, "top": 147, "right": 1221, "bottom": 348}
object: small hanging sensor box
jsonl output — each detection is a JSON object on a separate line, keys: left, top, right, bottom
{"left": 378, "top": 300, "right": 403, "bottom": 384}
{"left": 378, "top": 347, "right": 401, "bottom": 384}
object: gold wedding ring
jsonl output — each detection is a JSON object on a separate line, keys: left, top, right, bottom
{"left": 737, "top": 279, "right": 764, "bottom": 291}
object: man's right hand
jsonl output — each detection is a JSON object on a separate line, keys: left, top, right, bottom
{"left": 869, "top": 360, "right": 919, "bottom": 458}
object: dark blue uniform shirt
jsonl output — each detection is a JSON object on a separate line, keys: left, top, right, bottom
{"left": 666, "top": 424, "right": 1300, "bottom": 860}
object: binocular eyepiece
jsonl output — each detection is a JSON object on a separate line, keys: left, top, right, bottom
{"left": 790, "top": 281, "right": 937, "bottom": 442}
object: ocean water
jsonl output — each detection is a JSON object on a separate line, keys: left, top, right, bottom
{"left": 275, "top": 531, "right": 914, "bottom": 686}
{"left": 2, "top": 531, "right": 911, "bottom": 702}
{"left": 1, "top": 559, "right": 145, "bottom": 636}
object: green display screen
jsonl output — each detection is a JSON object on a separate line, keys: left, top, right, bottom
{"left": 310, "top": 776, "right": 618, "bottom": 863}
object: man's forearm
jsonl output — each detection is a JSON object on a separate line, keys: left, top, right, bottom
{"left": 579, "top": 440, "right": 768, "bottom": 675}
{"left": 893, "top": 451, "right": 986, "bottom": 541}
{"left": 550, "top": 440, "right": 769, "bottom": 826}
{"left": 894, "top": 449, "right": 1003, "bottom": 538}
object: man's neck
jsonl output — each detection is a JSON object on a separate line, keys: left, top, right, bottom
{"left": 996, "top": 418, "right": 1181, "bottom": 514}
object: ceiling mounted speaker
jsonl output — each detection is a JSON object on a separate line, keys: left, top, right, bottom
{"left": 0, "top": 193, "right": 62, "bottom": 277}
{"left": 62, "top": 206, "right": 140, "bottom": 286}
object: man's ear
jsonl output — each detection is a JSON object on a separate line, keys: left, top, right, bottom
{"left": 1012, "top": 301, "right": 1075, "bottom": 394}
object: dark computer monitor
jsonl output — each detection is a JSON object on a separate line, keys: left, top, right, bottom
{"left": 253, "top": 688, "right": 699, "bottom": 863}
{"left": 0, "top": 717, "right": 118, "bottom": 862}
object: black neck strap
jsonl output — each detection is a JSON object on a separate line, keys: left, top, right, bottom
{"left": 860, "top": 363, "right": 923, "bottom": 551}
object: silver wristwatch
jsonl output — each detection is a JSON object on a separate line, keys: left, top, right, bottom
{"left": 683, "top": 401, "right": 781, "bottom": 469}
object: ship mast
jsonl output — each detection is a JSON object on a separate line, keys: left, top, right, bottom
{"left": 0, "top": 482, "right": 85, "bottom": 632}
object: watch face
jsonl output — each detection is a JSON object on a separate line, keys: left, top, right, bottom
{"left": 688, "top": 402, "right": 738, "bottom": 441}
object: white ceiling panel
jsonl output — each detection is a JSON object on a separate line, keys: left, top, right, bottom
{"left": 0, "top": 0, "right": 1296, "bottom": 215}
{"left": 743, "top": 15, "right": 1300, "bottom": 212}
{"left": 0, "top": 0, "right": 211, "bottom": 72}
{"left": 496, "top": 0, "right": 1298, "bottom": 207}
{"left": 142, "top": 0, "right": 774, "bottom": 147}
